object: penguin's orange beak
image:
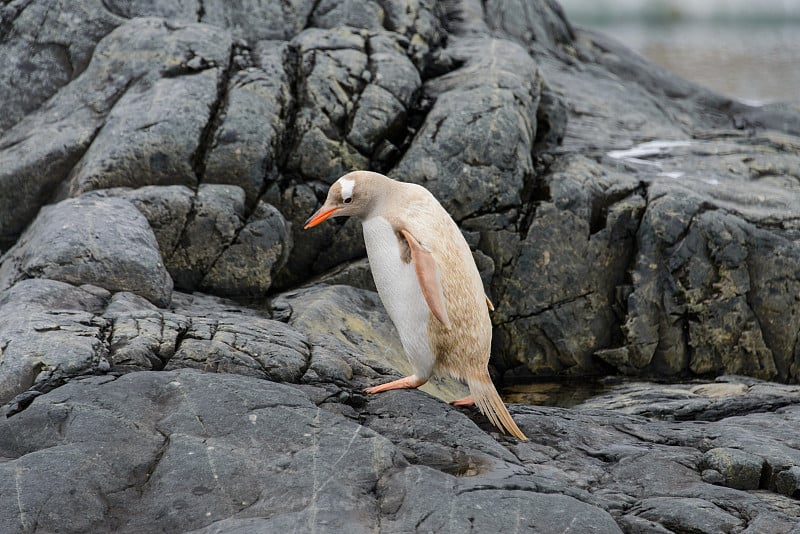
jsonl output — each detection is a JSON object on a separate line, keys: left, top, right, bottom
{"left": 303, "top": 206, "right": 339, "bottom": 229}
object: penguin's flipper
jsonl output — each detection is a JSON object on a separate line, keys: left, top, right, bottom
{"left": 400, "top": 228, "right": 451, "bottom": 329}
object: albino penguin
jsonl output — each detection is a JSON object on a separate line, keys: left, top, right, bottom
{"left": 304, "top": 171, "right": 527, "bottom": 440}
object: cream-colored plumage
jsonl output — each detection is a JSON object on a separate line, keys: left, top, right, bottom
{"left": 304, "top": 171, "right": 527, "bottom": 440}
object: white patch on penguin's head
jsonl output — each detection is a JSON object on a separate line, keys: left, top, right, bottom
{"left": 339, "top": 177, "right": 355, "bottom": 203}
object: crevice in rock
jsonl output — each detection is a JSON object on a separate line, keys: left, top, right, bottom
{"left": 378, "top": 90, "right": 433, "bottom": 173}
{"left": 342, "top": 36, "right": 373, "bottom": 153}
{"left": 5, "top": 371, "right": 121, "bottom": 418}
{"left": 496, "top": 290, "right": 595, "bottom": 326}
{"left": 304, "top": 0, "right": 324, "bottom": 30}
{"left": 197, "top": 211, "right": 248, "bottom": 291}
{"left": 588, "top": 186, "right": 645, "bottom": 237}
{"left": 163, "top": 317, "right": 190, "bottom": 370}
{"left": 135, "top": 427, "right": 170, "bottom": 495}
{"left": 517, "top": 155, "right": 555, "bottom": 241}
{"left": 165, "top": 189, "right": 199, "bottom": 265}
{"left": 189, "top": 45, "right": 235, "bottom": 187}
{"left": 271, "top": 42, "right": 302, "bottom": 188}
{"left": 742, "top": 257, "right": 784, "bottom": 382}
{"left": 428, "top": 114, "right": 447, "bottom": 143}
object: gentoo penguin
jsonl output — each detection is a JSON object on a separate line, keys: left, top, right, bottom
{"left": 304, "top": 170, "right": 527, "bottom": 440}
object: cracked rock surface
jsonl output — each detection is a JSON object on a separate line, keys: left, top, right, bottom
{"left": 2, "top": 0, "right": 800, "bottom": 532}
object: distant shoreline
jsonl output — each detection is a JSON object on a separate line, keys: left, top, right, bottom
{"left": 560, "top": 0, "right": 800, "bottom": 24}
{"left": 569, "top": 19, "right": 800, "bottom": 103}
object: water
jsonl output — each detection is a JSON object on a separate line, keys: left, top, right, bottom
{"left": 560, "top": 0, "right": 800, "bottom": 103}
{"left": 502, "top": 378, "right": 621, "bottom": 407}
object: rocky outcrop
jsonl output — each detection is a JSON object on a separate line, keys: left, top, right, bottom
{"left": 3, "top": 0, "right": 799, "bottom": 382}
{"left": 2, "top": 365, "right": 800, "bottom": 532}
{"left": 0, "top": 196, "right": 172, "bottom": 306}
{"left": 2, "top": 0, "right": 800, "bottom": 531}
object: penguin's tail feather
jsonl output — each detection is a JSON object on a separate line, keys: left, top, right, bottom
{"left": 467, "top": 375, "right": 528, "bottom": 441}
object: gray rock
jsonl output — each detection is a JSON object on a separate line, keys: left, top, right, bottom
{"left": 575, "top": 377, "right": 800, "bottom": 421}
{"left": 394, "top": 36, "right": 541, "bottom": 221}
{"left": 0, "top": 279, "right": 110, "bottom": 404}
{"left": 102, "top": 289, "right": 310, "bottom": 382}
{"left": 87, "top": 185, "right": 291, "bottom": 296}
{"left": 0, "top": 1, "right": 122, "bottom": 132}
{"left": 624, "top": 497, "right": 743, "bottom": 533}
{"left": 0, "top": 17, "right": 230, "bottom": 247}
{"left": 165, "top": 183, "right": 247, "bottom": 289}
{"left": 103, "top": 291, "right": 190, "bottom": 371}
{"left": 204, "top": 41, "right": 292, "bottom": 207}
{"left": 274, "top": 283, "right": 469, "bottom": 400}
{"left": 378, "top": 465, "right": 622, "bottom": 533}
{"left": 165, "top": 301, "right": 309, "bottom": 384}
{"left": 309, "top": 257, "right": 376, "bottom": 291}
{"left": 483, "top": 0, "right": 574, "bottom": 49}
{"left": 774, "top": 466, "right": 800, "bottom": 498}
{"left": 285, "top": 28, "right": 420, "bottom": 183}
{"left": 700, "top": 447, "right": 765, "bottom": 490}
{"left": 200, "top": 0, "right": 316, "bottom": 42}
{"left": 200, "top": 201, "right": 291, "bottom": 297}
{"left": 65, "top": 70, "right": 217, "bottom": 192}
{"left": 265, "top": 181, "right": 331, "bottom": 288}
{"left": 0, "top": 196, "right": 173, "bottom": 307}
{"left": 3, "top": 368, "right": 800, "bottom": 532}
{"left": 0, "top": 370, "right": 402, "bottom": 533}
{"left": 4, "top": 1, "right": 800, "bottom": 532}
{"left": 701, "top": 469, "right": 726, "bottom": 486}
{"left": 89, "top": 185, "right": 195, "bottom": 262}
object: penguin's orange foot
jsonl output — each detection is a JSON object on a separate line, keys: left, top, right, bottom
{"left": 451, "top": 395, "right": 475, "bottom": 407}
{"left": 365, "top": 375, "right": 426, "bottom": 394}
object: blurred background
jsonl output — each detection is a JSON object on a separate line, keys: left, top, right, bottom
{"left": 559, "top": 0, "right": 800, "bottom": 104}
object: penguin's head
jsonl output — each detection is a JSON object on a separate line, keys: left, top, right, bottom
{"left": 303, "top": 170, "right": 389, "bottom": 228}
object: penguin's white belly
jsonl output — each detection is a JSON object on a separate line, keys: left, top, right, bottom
{"left": 362, "top": 216, "right": 435, "bottom": 379}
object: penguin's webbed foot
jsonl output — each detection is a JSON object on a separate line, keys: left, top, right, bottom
{"left": 451, "top": 395, "right": 475, "bottom": 407}
{"left": 364, "top": 375, "right": 426, "bottom": 394}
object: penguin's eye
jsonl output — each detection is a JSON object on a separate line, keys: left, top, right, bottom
{"left": 343, "top": 197, "right": 353, "bottom": 204}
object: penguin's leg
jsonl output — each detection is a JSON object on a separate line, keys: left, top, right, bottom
{"left": 364, "top": 374, "right": 427, "bottom": 394}
{"left": 451, "top": 395, "right": 475, "bottom": 407}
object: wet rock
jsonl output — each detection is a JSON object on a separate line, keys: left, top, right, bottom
{"left": 576, "top": 376, "right": 800, "bottom": 421}
{"left": 0, "top": 196, "right": 172, "bottom": 307}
